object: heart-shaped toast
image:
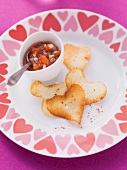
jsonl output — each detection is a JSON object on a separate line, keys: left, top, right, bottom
{"left": 64, "top": 44, "right": 91, "bottom": 71}
{"left": 65, "top": 69, "right": 107, "bottom": 104}
{"left": 30, "top": 81, "right": 67, "bottom": 116}
{"left": 46, "top": 84, "right": 86, "bottom": 124}
{"left": 30, "top": 81, "right": 67, "bottom": 98}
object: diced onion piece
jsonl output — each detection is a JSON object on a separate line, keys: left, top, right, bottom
{"left": 53, "top": 51, "right": 58, "bottom": 54}
{"left": 50, "top": 57, "right": 56, "bottom": 63}
{"left": 48, "top": 44, "right": 54, "bottom": 49}
{"left": 33, "top": 57, "right": 38, "bottom": 62}
{"left": 49, "top": 54, "right": 55, "bottom": 58}
{"left": 43, "top": 64, "right": 46, "bottom": 69}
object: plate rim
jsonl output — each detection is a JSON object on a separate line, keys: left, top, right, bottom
{"left": 0, "top": 8, "right": 127, "bottom": 158}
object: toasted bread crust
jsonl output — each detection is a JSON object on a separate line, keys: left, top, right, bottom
{"left": 41, "top": 99, "right": 53, "bottom": 116}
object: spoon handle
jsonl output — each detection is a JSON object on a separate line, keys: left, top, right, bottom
{"left": 7, "top": 63, "right": 29, "bottom": 86}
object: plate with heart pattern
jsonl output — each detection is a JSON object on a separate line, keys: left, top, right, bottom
{"left": 0, "top": 9, "right": 127, "bottom": 158}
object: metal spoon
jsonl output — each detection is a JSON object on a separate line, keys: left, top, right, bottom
{"left": 7, "top": 53, "right": 32, "bottom": 86}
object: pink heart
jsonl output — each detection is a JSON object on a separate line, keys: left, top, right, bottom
{"left": 29, "top": 16, "right": 42, "bottom": 28}
{"left": 1, "top": 121, "right": 12, "bottom": 131}
{"left": 3, "top": 40, "right": 20, "bottom": 56}
{"left": 29, "top": 28, "right": 39, "bottom": 35}
{"left": 6, "top": 108, "right": 20, "bottom": 119}
{"left": 99, "top": 31, "right": 113, "bottom": 44}
{"left": 101, "top": 119, "right": 118, "bottom": 136}
{"left": 67, "top": 144, "right": 80, "bottom": 155}
{"left": 96, "top": 134, "right": 113, "bottom": 148}
{"left": 88, "top": 24, "right": 99, "bottom": 37}
{"left": 0, "top": 49, "right": 8, "bottom": 62}
{"left": 15, "top": 134, "right": 31, "bottom": 145}
{"left": 55, "top": 134, "right": 71, "bottom": 150}
{"left": 119, "top": 53, "right": 127, "bottom": 66}
{"left": 57, "top": 11, "right": 68, "bottom": 21}
{"left": 117, "top": 28, "right": 126, "bottom": 38}
{"left": 0, "top": 83, "right": 7, "bottom": 91}
{"left": 34, "top": 129, "right": 46, "bottom": 140}
{"left": 122, "top": 37, "right": 127, "bottom": 51}
{"left": 64, "top": 16, "right": 78, "bottom": 31}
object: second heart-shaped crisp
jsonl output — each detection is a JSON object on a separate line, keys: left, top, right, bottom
{"left": 65, "top": 69, "right": 107, "bottom": 104}
{"left": 46, "top": 84, "right": 85, "bottom": 124}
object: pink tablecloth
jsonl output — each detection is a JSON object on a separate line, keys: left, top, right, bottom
{"left": 0, "top": 0, "right": 127, "bottom": 169}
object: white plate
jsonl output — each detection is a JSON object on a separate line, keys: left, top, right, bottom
{"left": 0, "top": 9, "right": 127, "bottom": 158}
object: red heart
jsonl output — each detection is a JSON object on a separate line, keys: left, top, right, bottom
{"left": 0, "top": 64, "right": 8, "bottom": 75}
{"left": 115, "top": 106, "right": 127, "bottom": 121}
{"left": 0, "top": 93, "right": 11, "bottom": 104}
{"left": 78, "top": 12, "right": 99, "bottom": 32}
{"left": 43, "top": 13, "right": 61, "bottom": 31}
{"left": 34, "top": 136, "right": 57, "bottom": 154}
{"left": 102, "top": 20, "right": 115, "bottom": 30}
{"left": 119, "top": 122, "right": 127, "bottom": 133}
{"left": 9, "top": 25, "right": 27, "bottom": 41}
{"left": 0, "top": 75, "right": 5, "bottom": 83}
{"left": 74, "top": 133, "right": 95, "bottom": 152}
{"left": 13, "top": 118, "right": 33, "bottom": 133}
{"left": 110, "top": 42, "right": 120, "bottom": 52}
{"left": 0, "top": 104, "right": 9, "bottom": 119}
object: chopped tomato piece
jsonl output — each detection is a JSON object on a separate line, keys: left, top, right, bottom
{"left": 31, "top": 47, "right": 38, "bottom": 53}
{"left": 33, "top": 63, "right": 39, "bottom": 71}
{"left": 45, "top": 45, "right": 49, "bottom": 52}
{"left": 39, "top": 55, "right": 50, "bottom": 65}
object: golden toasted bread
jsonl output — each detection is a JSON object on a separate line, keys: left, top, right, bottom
{"left": 30, "top": 81, "right": 67, "bottom": 116}
{"left": 65, "top": 69, "right": 107, "bottom": 104}
{"left": 46, "top": 84, "right": 86, "bottom": 124}
{"left": 64, "top": 44, "right": 91, "bottom": 71}
{"left": 30, "top": 81, "right": 67, "bottom": 99}
{"left": 41, "top": 99, "right": 53, "bottom": 116}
